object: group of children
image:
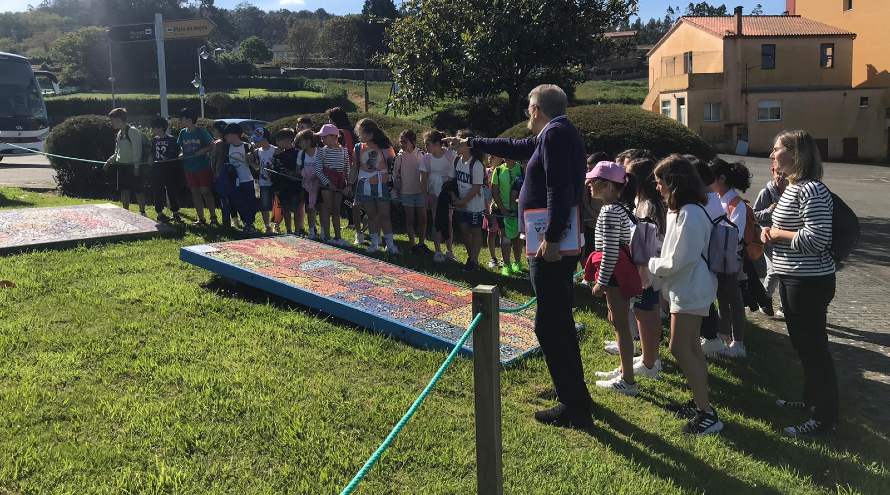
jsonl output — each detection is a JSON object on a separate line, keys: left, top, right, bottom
{"left": 581, "top": 133, "right": 834, "bottom": 437}
{"left": 106, "top": 110, "right": 837, "bottom": 437}
{"left": 105, "top": 106, "right": 527, "bottom": 273}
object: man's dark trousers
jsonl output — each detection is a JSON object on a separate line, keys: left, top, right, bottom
{"left": 528, "top": 254, "right": 592, "bottom": 412}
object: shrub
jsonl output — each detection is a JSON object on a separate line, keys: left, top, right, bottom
{"left": 46, "top": 115, "right": 216, "bottom": 198}
{"left": 45, "top": 92, "right": 354, "bottom": 125}
{"left": 268, "top": 112, "right": 433, "bottom": 148}
{"left": 498, "top": 104, "right": 715, "bottom": 159}
{"left": 46, "top": 115, "right": 118, "bottom": 198}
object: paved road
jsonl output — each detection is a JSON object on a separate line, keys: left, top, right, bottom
{"left": 0, "top": 155, "right": 56, "bottom": 190}
{"left": 723, "top": 154, "right": 890, "bottom": 426}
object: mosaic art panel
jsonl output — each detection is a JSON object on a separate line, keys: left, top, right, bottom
{"left": 0, "top": 203, "right": 163, "bottom": 253}
{"left": 180, "top": 236, "right": 543, "bottom": 364}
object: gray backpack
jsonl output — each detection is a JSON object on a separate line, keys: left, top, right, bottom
{"left": 695, "top": 204, "right": 740, "bottom": 274}
{"left": 619, "top": 203, "right": 661, "bottom": 266}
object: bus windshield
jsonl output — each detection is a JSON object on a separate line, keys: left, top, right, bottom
{"left": 0, "top": 56, "right": 48, "bottom": 121}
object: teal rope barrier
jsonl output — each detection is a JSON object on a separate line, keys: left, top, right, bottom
{"left": 498, "top": 269, "right": 585, "bottom": 314}
{"left": 339, "top": 312, "right": 484, "bottom": 495}
{"left": 3, "top": 141, "right": 180, "bottom": 166}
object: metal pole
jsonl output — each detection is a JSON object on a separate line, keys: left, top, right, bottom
{"left": 198, "top": 51, "right": 205, "bottom": 119}
{"left": 363, "top": 50, "right": 369, "bottom": 114}
{"left": 154, "top": 13, "right": 168, "bottom": 119}
{"left": 107, "top": 40, "right": 116, "bottom": 108}
{"left": 471, "top": 285, "right": 503, "bottom": 495}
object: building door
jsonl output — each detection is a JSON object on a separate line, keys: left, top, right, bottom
{"left": 815, "top": 139, "right": 829, "bottom": 161}
{"left": 677, "top": 97, "right": 687, "bottom": 126}
{"left": 843, "top": 137, "right": 859, "bottom": 161}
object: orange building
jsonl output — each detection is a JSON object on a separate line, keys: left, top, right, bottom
{"left": 643, "top": 8, "right": 890, "bottom": 162}
{"left": 788, "top": 0, "right": 890, "bottom": 88}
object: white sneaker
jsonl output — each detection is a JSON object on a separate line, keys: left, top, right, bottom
{"left": 595, "top": 367, "right": 622, "bottom": 379}
{"left": 634, "top": 359, "right": 662, "bottom": 379}
{"left": 433, "top": 252, "right": 445, "bottom": 263}
{"left": 595, "top": 376, "right": 639, "bottom": 396}
{"left": 604, "top": 340, "right": 620, "bottom": 355}
{"left": 487, "top": 259, "right": 499, "bottom": 269}
{"left": 775, "top": 309, "right": 785, "bottom": 319}
{"left": 720, "top": 341, "right": 747, "bottom": 359}
{"left": 701, "top": 338, "right": 728, "bottom": 358}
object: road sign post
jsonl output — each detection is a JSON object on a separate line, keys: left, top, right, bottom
{"left": 154, "top": 13, "right": 168, "bottom": 119}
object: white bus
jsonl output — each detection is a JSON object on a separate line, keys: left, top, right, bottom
{"left": 0, "top": 52, "right": 58, "bottom": 161}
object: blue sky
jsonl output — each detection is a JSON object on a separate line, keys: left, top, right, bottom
{"left": 4, "top": 0, "right": 788, "bottom": 19}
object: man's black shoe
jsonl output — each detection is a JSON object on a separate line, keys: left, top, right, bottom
{"left": 534, "top": 403, "right": 592, "bottom": 429}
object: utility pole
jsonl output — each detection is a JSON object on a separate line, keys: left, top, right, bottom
{"left": 154, "top": 13, "right": 169, "bottom": 119}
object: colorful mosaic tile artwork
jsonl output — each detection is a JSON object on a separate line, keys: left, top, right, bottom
{"left": 0, "top": 203, "right": 163, "bottom": 253}
{"left": 181, "top": 236, "right": 542, "bottom": 364}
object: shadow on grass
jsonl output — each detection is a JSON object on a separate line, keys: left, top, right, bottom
{"left": 587, "top": 405, "right": 785, "bottom": 495}
{"left": 0, "top": 190, "right": 38, "bottom": 208}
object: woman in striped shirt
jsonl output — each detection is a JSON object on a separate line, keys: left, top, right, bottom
{"left": 584, "top": 161, "right": 640, "bottom": 396}
{"left": 762, "top": 130, "right": 837, "bottom": 437}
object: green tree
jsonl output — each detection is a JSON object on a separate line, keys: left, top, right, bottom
{"left": 50, "top": 26, "right": 109, "bottom": 88}
{"left": 238, "top": 35, "right": 272, "bottom": 64}
{"left": 319, "top": 15, "right": 366, "bottom": 67}
{"left": 383, "top": 0, "right": 636, "bottom": 118}
{"left": 287, "top": 18, "right": 322, "bottom": 66}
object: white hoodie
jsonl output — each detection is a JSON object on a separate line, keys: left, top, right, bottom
{"left": 647, "top": 203, "right": 717, "bottom": 315}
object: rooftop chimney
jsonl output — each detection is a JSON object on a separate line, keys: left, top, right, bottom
{"left": 735, "top": 6, "right": 743, "bottom": 36}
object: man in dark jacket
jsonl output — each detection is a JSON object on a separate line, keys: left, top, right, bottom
{"left": 446, "top": 84, "right": 592, "bottom": 428}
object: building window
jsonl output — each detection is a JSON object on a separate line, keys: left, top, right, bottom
{"left": 704, "top": 103, "right": 722, "bottom": 122}
{"left": 761, "top": 44, "right": 776, "bottom": 70}
{"left": 859, "top": 96, "right": 870, "bottom": 107}
{"left": 683, "top": 51, "right": 693, "bottom": 74}
{"left": 844, "top": 0, "right": 853, "bottom": 11}
{"left": 821, "top": 44, "right": 835, "bottom": 69}
{"left": 661, "top": 100, "right": 672, "bottom": 117}
{"left": 757, "top": 100, "right": 782, "bottom": 121}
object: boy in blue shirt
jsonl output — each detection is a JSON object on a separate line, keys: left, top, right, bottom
{"left": 177, "top": 107, "right": 217, "bottom": 226}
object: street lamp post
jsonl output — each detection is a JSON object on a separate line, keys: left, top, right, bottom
{"left": 195, "top": 45, "right": 223, "bottom": 118}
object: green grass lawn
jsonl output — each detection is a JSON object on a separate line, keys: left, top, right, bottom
{"left": 48, "top": 88, "right": 327, "bottom": 100}
{"left": 575, "top": 79, "right": 648, "bottom": 105}
{"left": 1, "top": 186, "right": 888, "bottom": 494}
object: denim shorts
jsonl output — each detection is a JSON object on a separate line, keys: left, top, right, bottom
{"left": 633, "top": 287, "right": 661, "bottom": 311}
{"left": 400, "top": 193, "right": 425, "bottom": 208}
{"left": 259, "top": 186, "right": 274, "bottom": 211}
{"left": 455, "top": 210, "right": 484, "bottom": 227}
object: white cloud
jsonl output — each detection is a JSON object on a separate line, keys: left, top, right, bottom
{"left": 279, "top": 0, "right": 306, "bottom": 6}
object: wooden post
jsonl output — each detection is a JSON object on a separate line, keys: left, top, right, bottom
{"left": 472, "top": 285, "right": 503, "bottom": 495}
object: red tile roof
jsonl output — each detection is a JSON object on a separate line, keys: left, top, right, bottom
{"left": 682, "top": 15, "right": 856, "bottom": 38}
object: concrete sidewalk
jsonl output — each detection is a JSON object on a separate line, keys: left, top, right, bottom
{"left": 0, "top": 154, "right": 56, "bottom": 190}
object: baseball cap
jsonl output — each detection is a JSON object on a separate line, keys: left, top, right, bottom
{"left": 251, "top": 127, "right": 271, "bottom": 143}
{"left": 585, "top": 161, "right": 626, "bottom": 184}
{"left": 315, "top": 123, "right": 340, "bottom": 138}
{"left": 223, "top": 123, "right": 243, "bottom": 136}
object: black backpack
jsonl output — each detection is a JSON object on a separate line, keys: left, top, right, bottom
{"left": 826, "top": 187, "right": 859, "bottom": 265}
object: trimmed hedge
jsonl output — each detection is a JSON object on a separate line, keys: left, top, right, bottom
{"left": 269, "top": 112, "right": 433, "bottom": 146}
{"left": 46, "top": 93, "right": 354, "bottom": 126}
{"left": 499, "top": 104, "right": 715, "bottom": 159}
{"left": 45, "top": 115, "right": 117, "bottom": 198}
{"left": 46, "top": 115, "right": 217, "bottom": 198}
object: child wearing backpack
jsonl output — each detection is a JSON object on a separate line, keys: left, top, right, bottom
{"left": 753, "top": 162, "right": 788, "bottom": 318}
{"left": 648, "top": 155, "right": 722, "bottom": 435}
{"left": 709, "top": 158, "right": 753, "bottom": 359}
{"left": 625, "top": 158, "right": 666, "bottom": 379}
{"left": 762, "top": 130, "right": 838, "bottom": 437}
{"left": 584, "top": 161, "right": 642, "bottom": 396}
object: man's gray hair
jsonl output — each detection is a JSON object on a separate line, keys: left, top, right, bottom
{"left": 528, "top": 84, "right": 567, "bottom": 118}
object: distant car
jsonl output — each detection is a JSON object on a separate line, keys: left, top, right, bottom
{"left": 213, "top": 118, "right": 270, "bottom": 135}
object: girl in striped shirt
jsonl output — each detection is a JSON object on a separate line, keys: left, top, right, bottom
{"left": 315, "top": 124, "right": 349, "bottom": 246}
{"left": 762, "top": 130, "right": 837, "bottom": 437}
{"left": 584, "top": 161, "right": 640, "bottom": 396}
